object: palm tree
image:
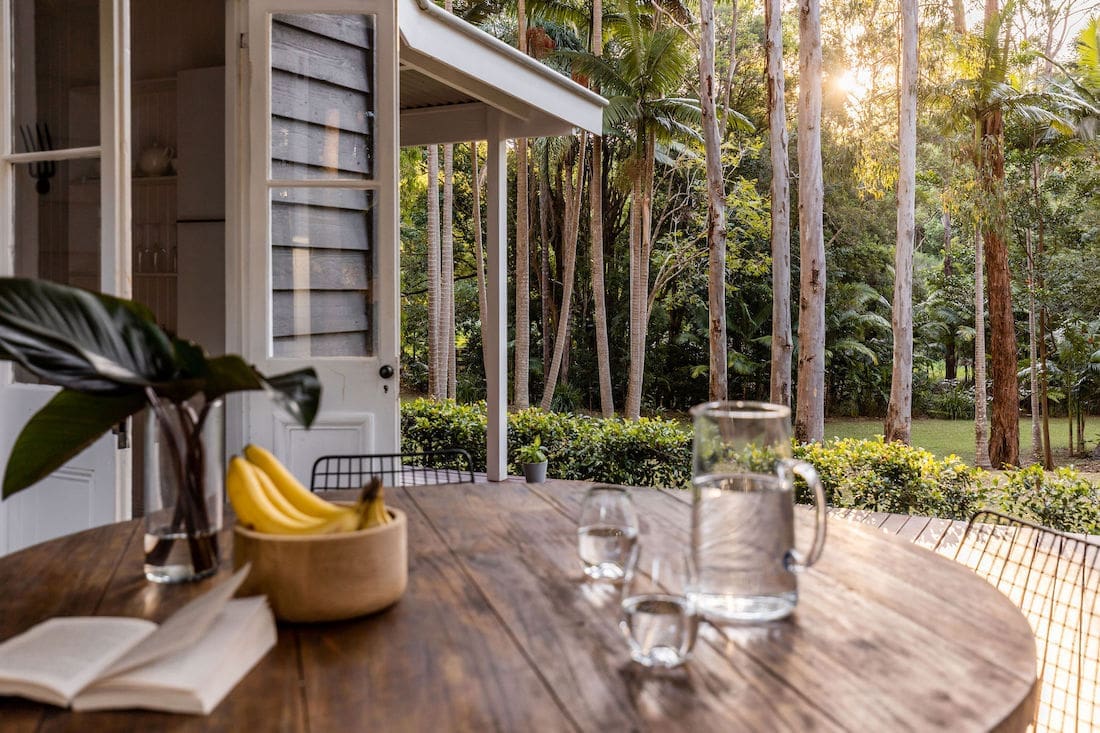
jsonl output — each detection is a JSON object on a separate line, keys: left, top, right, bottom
{"left": 515, "top": 0, "right": 531, "bottom": 409}
{"left": 562, "top": 3, "right": 700, "bottom": 419}
{"left": 590, "top": 0, "right": 615, "bottom": 416}
{"left": 426, "top": 146, "right": 442, "bottom": 398}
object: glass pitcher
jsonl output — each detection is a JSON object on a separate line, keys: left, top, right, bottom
{"left": 688, "top": 401, "right": 827, "bottom": 623}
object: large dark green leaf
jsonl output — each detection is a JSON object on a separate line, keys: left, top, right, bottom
{"left": 200, "top": 356, "right": 321, "bottom": 428}
{"left": 0, "top": 278, "right": 177, "bottom": 393}
{"left": 264, "top": 368, "right": 322, "bottom": 428}
{"left": 3, "top": 390, "right": 148, "bottom": 498}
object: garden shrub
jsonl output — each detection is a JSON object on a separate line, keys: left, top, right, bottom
{"left": 401, "top": 399, "right": 693, "bottom": 487}
{"left": 401, "top": 400, "right": 1100, "bottom": 531}
{"left": 793, "top": 437, "right": 987, "bottom": 520}
{"left": 992, "top": 465, "right": 1100, "bottom": 534}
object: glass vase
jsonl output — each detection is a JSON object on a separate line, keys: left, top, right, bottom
{"left": 143, "top": 398, "right": 224, "bottom": 583}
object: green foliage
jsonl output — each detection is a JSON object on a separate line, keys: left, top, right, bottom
{"left": 515, "top": 436, "right": 548, "bottom": 464}
{"left": 0, "top": 278, "right": 321, "bottom": 497}
{"left": 927, "top": 381, "right": 976, "bottom": 420}
{"left": 401, "top": 398, "right": 693, "bottom": 486}
{"left": 992, "top": 465, "right": 1100, "bottom": 534}
{"left": 793, "top": 437, "right": 987, "bottom": 519}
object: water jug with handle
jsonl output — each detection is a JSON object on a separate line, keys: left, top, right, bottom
{"left": 688, "top": 401, "right": 827, "bottom": 623}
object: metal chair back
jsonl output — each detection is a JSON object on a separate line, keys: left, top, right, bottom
{"left": 310, "top": 449, "right": 475, "bottom": 491}
{"left": 937, "top": 510, "right": 1100, "bottom": 732}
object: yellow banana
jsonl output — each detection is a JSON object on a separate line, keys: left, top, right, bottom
{"left": 243, "top": 444, "right": 345, "bottom": 520}
{"left": 251, "top": 462, "right": 331, "bottom": 524}
{"left": 359, "top": 481, "right": 392, "bottom": 529}
{"left": 227, "top": 457, "right": 328, "bottom": 534}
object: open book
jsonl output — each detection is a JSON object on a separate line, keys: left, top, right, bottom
{"left": 0, "top": 564, "right": 275, "bottom": 715}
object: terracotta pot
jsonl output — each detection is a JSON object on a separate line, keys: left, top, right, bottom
{"left": 232, "top": 507, "right": 407, "bottom": 623}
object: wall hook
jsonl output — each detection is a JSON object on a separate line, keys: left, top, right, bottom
{"left": 19, "top": 123, "right": 56, "bottom": 195}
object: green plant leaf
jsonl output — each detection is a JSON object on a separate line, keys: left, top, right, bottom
{"left": 3, "top": 390, "right": 148, "bottom": 498}
{"left": 265, "top": 368, "right": 322, "bottom": 428}
{"left": 0, "top": 278, "right": 176, "bottom": 393}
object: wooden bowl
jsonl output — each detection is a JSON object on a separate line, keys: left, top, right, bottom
{"left": 232, "top": 507, "right": 407, "bottom": 623}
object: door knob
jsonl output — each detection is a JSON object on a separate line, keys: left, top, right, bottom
{"left": 379, "top": 364, "right": 394, "bottom": 379}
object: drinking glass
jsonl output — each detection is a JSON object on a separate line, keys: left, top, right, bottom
{"left": 577, "top": 486, "right": 639, "bottom": 581}
{"left": 689, "top": 401, "right": 827, "bottom": 623}
{"left": 619, "top": 548, "right": 698, "bottom": 668}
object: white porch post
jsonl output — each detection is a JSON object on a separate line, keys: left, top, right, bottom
{"left": 485, "top": 112, "right": 508, "bottom": 480}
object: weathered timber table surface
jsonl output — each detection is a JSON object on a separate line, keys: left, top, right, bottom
{"left": 0, "top": 479, "right": 1037, "bottom": 732}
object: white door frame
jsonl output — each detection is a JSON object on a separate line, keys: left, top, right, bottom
{"left": 0, "top": 0, "right": 133, "bottom": 550}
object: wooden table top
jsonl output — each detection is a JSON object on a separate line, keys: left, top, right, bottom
{"left": 0, "top": 480, "right": 1037, "bottom": 732}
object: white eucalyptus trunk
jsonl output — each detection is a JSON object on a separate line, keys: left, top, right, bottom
{"left": 1025, "top": 227, "right": 1042, "bottom": 464}
{"left": 974, "top": 228, "right": 993, "bottom": 469}
{"left": 795, "top": 0, "right": 825, "bottom": 442}
{"left": 700, "top": 0, "right": 727, "bottom": 402}
{"left": 885, "top": 0, "right": 917, "bottom": 444}
{"left": 442, "top": 143, "right": 456, "bottom": 399}
{"left": 426, "top": 145, "right": 442, "bottom": 398}
{"left": 766, "top": 0, "right": 792, "bottom": 407}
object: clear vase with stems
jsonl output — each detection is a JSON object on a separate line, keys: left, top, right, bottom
{"left": 143, "top": 394, "right": 224, "bottom": 583}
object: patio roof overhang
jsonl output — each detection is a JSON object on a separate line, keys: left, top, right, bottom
{"left": 398, "top": 0, "right": 607, "bottom": 146}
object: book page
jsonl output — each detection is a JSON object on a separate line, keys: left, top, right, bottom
{"left": 74, "top": 596, "right": 276, "bottom": 715}
{"left": 101, "top": 563, "right": 252, "bottom": 679}
{"left": 0, "top": 617, "right": 155, "bottom": 705}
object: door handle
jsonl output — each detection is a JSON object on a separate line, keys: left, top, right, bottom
{"left": 379, "top": 364, "right": 394, "bottom": 379}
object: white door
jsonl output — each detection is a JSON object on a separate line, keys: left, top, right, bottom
{"left": 0, "top": 0, "right": 132, "bottom": 554}
{"left": 237, "top": 0, "right": 399, "bottom": 482}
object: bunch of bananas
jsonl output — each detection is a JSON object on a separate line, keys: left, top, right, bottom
{"left": 227, "top": 444, "right": 392, "bottom": 535}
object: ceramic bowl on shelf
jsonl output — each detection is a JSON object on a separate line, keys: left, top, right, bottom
{"left": 232, "top": 506, "right": 407, "bottom": 623}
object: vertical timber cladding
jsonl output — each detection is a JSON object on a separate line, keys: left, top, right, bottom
{"left": 269, "top": 13, "right": 376, "bottom": 358}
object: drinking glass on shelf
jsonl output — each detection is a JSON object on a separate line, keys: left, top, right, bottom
{"left": 619, "top": 548, "right": 698, "bottom": 668}
{"left": 577, "top": 486, "right": 639, "bottom": 582}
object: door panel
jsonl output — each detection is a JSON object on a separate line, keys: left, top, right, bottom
{"left": 0, "top": 0, "right": 130, "bottom": 555}
{"left": 243, "top": 0, "right": 398, "bottom": 479}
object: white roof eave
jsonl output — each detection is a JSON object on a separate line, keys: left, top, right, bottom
{"left": 399, "top": 0, "right": 607, "bottom": 137}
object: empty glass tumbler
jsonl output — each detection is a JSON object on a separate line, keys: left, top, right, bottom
{"left": 577, "top": 486, "right": 639, "bottom": 581}
{"left": 689, "top": 401, "right": 827, "bottom": 623}
{"left": 619, "top": 548, "right": 698, "bottom": 668}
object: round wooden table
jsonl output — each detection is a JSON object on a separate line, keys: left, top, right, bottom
{"left": 0, "top": 480, "right": 1037, "bottom": 731}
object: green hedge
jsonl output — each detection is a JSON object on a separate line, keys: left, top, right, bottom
{"left": 793, "top": 437, "right": 986, "bottom": 520}
{"left": 401, "top": 399, "right": 1100, "bottom": 531}
{"left": 401, "top": 398, "right": 692, "bottom": 488}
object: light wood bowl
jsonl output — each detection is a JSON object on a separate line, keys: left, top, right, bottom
{"left": 232, "top": 507, "right": 407, "bottom": 623}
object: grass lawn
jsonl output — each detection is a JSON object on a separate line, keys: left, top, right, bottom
{"left": 824, "top": 416, "right": 1100, "bottom": 468}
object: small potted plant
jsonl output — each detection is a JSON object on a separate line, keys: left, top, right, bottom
{"left": 516, "top": 437, "right": 548, "bottom": 483}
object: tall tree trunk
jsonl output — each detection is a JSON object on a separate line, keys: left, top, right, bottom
{"left": 426, "top": 145, "right": 442, "bottom": 398}
{"left": 514, "top": 1, "right": 530, "bottom": 408}
{"left": 943, "top": 211, "right": 958, "bottom": 381}
{"left": 885, "top": 0, "right": 918, "bottom": 444}
{"left": 538, "top": 146, "right": 554, "bottom": 377}
{"left": 974, "top": 227, "right": 993, "bottom": 469}
{"left": 766, "top": 0, "right": 792, "bottom": 407}
{"left": 1025, "top": 225, "right": 1042, "bottom": 465}
{"left": 795, "top": 0, "right": 825, "bottom": 442}
{"left": 470, "top": 142, "right": 489, "bottom": 375}
{"left": 1036, "top": 163, "right": 1054, "bottom": 469}
{"left": 442, "top": 143, "right": 456, "bottom": 399}
{"left": 980, "top": 0, "right": 1019, "bottom": 468}
{"left": 625, "top": 137, "right": 655, "bottom": 420}
{"left": 981, "top": 107, "right": 1019, "bottom": 467}
{"left": 541, "top": 136, "right": 587, "bottom": 410}
{"left": 700, "top": 0, "right": 728, "bottom": 402}
{"left": 589, "top": 0, "right": 614, "bottom": 416}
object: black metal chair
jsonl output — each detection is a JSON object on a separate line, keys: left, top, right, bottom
{"left": 935, "top": 510, "right": 1100, "bottom": 732}
{"left": 309, "top": 449, "right": 476, "bottom": 491}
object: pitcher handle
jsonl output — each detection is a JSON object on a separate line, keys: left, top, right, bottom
{"left": 781, "top": 458, "right": 827, "bottom": 571}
